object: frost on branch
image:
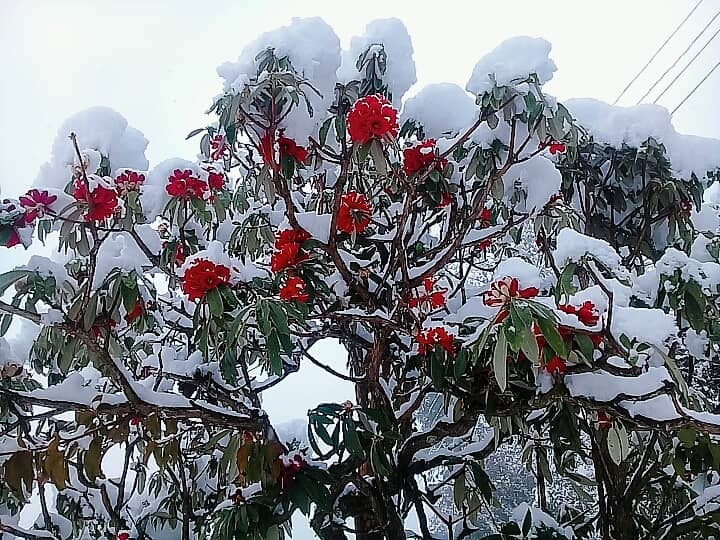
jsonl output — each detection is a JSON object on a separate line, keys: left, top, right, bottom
{"left": 3, "top": 16, "right": 720, "bottom": 540}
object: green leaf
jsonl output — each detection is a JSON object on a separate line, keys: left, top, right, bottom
{"left": 84, "top": 437, "right": 103, "bottom": 483}
{"left": 343, "top": 418, "right": 364, "bottom": 459}
{"left": 520, "top": 326, "right": 539, "bottom": 364}
{"left": 370, "top": 139, "right": 388, "bottom": 176}
{"left": 535, "top": 316, "right": 566, "bottom": 358}
{"left": 453, "top": 473, "right": 466, "bottom": 509}
{"left": 493, "top": 328, "right": 508, "bottom": 392}
{"left": 206, "top": 287, "right": 224, "bottom": 318}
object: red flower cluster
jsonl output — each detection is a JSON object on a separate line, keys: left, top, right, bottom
{"left": 540, "top": 141, "right": 566, "bottom": 155}
{"left": 19, "top": 189, "right": 56, "bottom": 223}
{"left": 347, "top": 94, "right": 399, "bottom": 145}
{"left": 545, "top": 356, "right": 567, "bottom": 375}
{"left": 210, "top": 134, "right": 229, "bottom": 161}
{"left": 73, "top": 181, "right": 119, "bottom": 222}
{"left": 483, "top": 277, "right": 539, "bottom": 308}
{"left": 279, "top": 134, "right": 309, "bottom": 163}
{"left": 559, "top": 301, "right": 599, "bottom": 326}
{"left": 479, "top": 207, "right": 492, "bottom": 228}
{"left": 337, "top": 192, "right": 372, "bottom": 234}
{"left": 182, "top": 259, "right": 231, "bottom": 301}
{"left": 205, "top": 168, "right": 225, "bottom": 191}
{"left": 437, "top": 191, "right": 453, "bottom": 208}
{"left": 416, "top": 327, "right": 455, "bottom": 356}
{"left": 409, "top": 277, "right": 446, "bottom": 310}
{"left": 280, "top": 276, "right": 309, "bottom": 303}
{"left": 166, "top": 169, "right": 208, "bottom": 200}
{"left": 278, "top": 454, "right": 305, "bottom": 491}
{"left": 403, "top": 139, "right": 446, "bottom": 176}
{"left": 271, "top": 228, "right": 311, "bottom": 273}
{"left": 115, "top": 170, "right": 145, "bottom": 193}
{"left": 125, "top": 300, "right": 144, "bottom": 323}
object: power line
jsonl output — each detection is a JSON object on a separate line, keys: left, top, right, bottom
{"left": 653, "top": 23, "right": 720, "bottom": 104}
{"left": 671, "top": 58, "right": 720, "bottom": 115}
{"left": 636, "top": 7, "right": 720, "bottom": 104}
{"left": 613, "top": 0, "right": 704, "bottom": 105}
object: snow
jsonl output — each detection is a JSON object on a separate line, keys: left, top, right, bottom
{"left": 35, "top": 107, "right": 149, "bottom": 190}
{"left": 217, "top": 17, "right": 341, "bottom": 143}
{"left": 337, "top": 18, "right": 416, "bottom": 106}
{"left": 402, "top": 83, "right": 477, "bottom": 139}
{"left": 619, "top": 394, "right": 680, "bottom": 422}
{"left": 565, "top": 366, "right": 671, "bottom": 402}
{"left": 565, "top": 98, "right": 720, "bottom": 179}
{"left": 504, "top": 154, "right": 562, "bottom": 212}
{"left": 466, "top": 36, "right": 557, "bottom": 95}
{"left": 293, "top": 212, "right": 332, "bottom": 243}
{"left": 93, "top": 226, "right": 159, "bottom": 287}
{"left": 18, "top": 255, "right": 69, "bottom": 285}
{"left": 511, "top": 502, "right": 573, "bottom": 538}
{"left": 552, "top": 228, "right": 624, "bottom": 273}
{"left": 611, "top": 306, "right": 677, "bottom": 354}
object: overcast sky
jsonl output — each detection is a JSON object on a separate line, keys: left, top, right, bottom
{"left": 2, "top": 0, "right": 720, "bottom": 537}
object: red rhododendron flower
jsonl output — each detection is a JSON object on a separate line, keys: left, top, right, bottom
{"left": 680, "top": 200, "right": 693, "bottom": 217}
{"left": 589, "top": 333, "right": 604, "bottom": 347}
{"left": 479, "top": 207, "right": 492, "bottom": 228}
{"left": 597, "top": 412, "right": 613, "bottom": 429}
{"left": 166, "top": 169, "right": 208, "bottom": 199}
{"left": 126, "top": 300, "right": 144, "bottom": 323}
{"left": 73, "top": 181, "right": 119, "bottom": 222}
{"left": 559, "top": 301, "right": 599, "bottom": 326}
{"left": 206, "top": 170, "right": 225, "bottom": 191}
{"left": 210, "top": 134, "right": 229, "bottom": 161}
{"left": 437, "top": 191, "right": 453, "bottom": 208}
{"left": 483, "top": 277, "right": 539, "bottom": 307}
{"left": 117, "top": 532, "right": 130, "bottom": 540}
{"left": 279, "top": 276, "right": 310, "bottom": 303}
{"left": 475, "top": 239, "right": 491, "bottom": 252}
{"left": 2, "top": 228, "right": 22, "bottom": 248}
{"left": 19, "top": 189, "right": 56, "bottom": 223}
{"left": 115, "top": 170, "right": 145, "bottom": 193}
{"left": 129, "top": 416, "right": 142, "bottom": 426}
{"left": 278, "top": 454, "right": 305, "bottom": 491}
{"left": 274, "top": 228, "right": 311, "bottom": 249}
{"left": 548, "top": 142, "right": 566, "bottom": 155}
{"left": 278, "top": 134, "right": 309, "bottom": 163}
{"left": 258, "top": 132, "right": 276, "bottom": 169}
{"left": 403, "top": 139, "right": 445, "bottom": 176}
{"left": 545, "top": 356, "right": 567, "bottom": 375}
{"left": 182, "top": 259, "right": 231, "bottom": 301}
{"left": 347, "top": 94, "right": 399, "bottom": 145}
{"left": 409, "top": 277, "right": 446, "bottom": 310}
{"left": 337, "top": 192, "right": 372, "bottom": 234}
{"left": 271, "top": 242, "right": 309, "bottom": 273}
{"left": 416, "top": 327, "right": 455, "bottom": 356}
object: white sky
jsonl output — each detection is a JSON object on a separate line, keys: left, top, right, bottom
{"left": 2, "top": 0, "right": 720, "bottom": 537}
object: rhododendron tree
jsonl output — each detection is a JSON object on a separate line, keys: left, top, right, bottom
{"left": 2, "top": 17, "right": 720, "bottom": 540}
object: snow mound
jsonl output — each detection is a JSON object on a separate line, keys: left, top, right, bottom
{"left": 466, "top": 36, "right": 557, "bottom": 95}
{"left": 35, "top": 107, "right": 148, "bottom": 190}
{"left": 402, "top": 83, "right": 477, "bottom": 139}
{"left": 217, "top": 17, "right": 341, "bottom": 143}
{"left": 566, "top": 98, "right": 720, "bottom": 179}
{"left": 337, "top": 18, "right": 416, "bottom": 106}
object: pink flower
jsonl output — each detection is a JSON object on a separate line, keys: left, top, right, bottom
{"left": 19, "top": 189, "right": 57, "bottom": 223}
{"left": 483, "top": 277, "right": 539, "bottom": 307}
{"left": 115, "top": 170, "right": 145, "bottom": 193}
